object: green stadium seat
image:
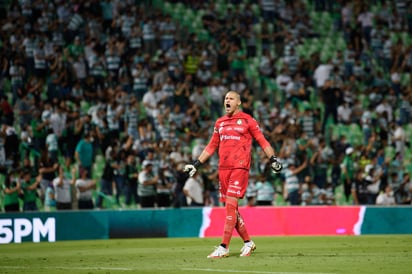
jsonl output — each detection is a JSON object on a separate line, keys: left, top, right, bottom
{"left": 80, "top": 101, "right": 90, "bottom": 115}
{"left": 161, "top": 1, "right": 172, "bottom": 13}
{"left": 404, "top": 124, "right": 412, "bottom": 141}
{"left": 184, "top": 9, "right": 195, "bottom": 22}
{"left": 197, "top": 29, "right": 210, "bottom": 41}
{"left": 171, "top": 3, "right": 185, "bottom": 20}
{"left": 196, "top": 8, "right": 205, "bottom": 19}
{"left": 215, "top": 2, "right": 227, "bottom": 17}
{"left": 331, "top": 124, "right": 347, "bottom": 140}
{"left": 3, "top": 79, "right": 11, "bottom": 95}
{"left": 403, "top": 147, "right": 412, "bottom": 162}
{"left": 384, "top": 145, "right": 396, "bottom": 161}
{"left": 96, "top": 191, "right": 117, "bottom": 209}
{"left": 401, "top": 73, "right": 410, "bottom": 87}
{"left": 253, "top": 21, "right": 262, "bottom": 34}
{"left": 251, "top": 56, "right": 260, "bottom": 68}
{"left": 250, "top": 3, "right": 260, "bottom": 17}
{"left": 347, "top": 123, "right": 363, "bottom": 146}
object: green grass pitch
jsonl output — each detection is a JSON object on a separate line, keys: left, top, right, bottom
{"left": 1, "top": 236, "right": 411, "bottom": 274}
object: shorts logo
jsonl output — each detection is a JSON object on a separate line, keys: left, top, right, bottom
{"left": 228, "top": 189, "right": 241, "bottom": 195}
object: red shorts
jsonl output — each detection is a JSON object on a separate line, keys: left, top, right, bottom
{"left": 218, "top": 168, "right": 249, "bottom": 202}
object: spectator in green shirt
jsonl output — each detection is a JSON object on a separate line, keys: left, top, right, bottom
{"left": 30, "top": 110, "right": 49, "bottom": 170}
{"left": 21, "top": 170, "right": 41, "bottom": 211}
{"left": 341, "top": 147, "right": 356, "bottom": 202}
{"left": 67, "top": 36, "right": 84, "bottom": 59}
{"left": 2, "top": 172, "right": 21, "bottom": 212}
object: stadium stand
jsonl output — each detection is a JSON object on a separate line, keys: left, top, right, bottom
{"left": 0, "top": 0, "right": 411, "bottom": 211}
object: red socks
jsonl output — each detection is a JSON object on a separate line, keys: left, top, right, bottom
{"left": 235, "top": 211, "right": 250, "bottom": 242}
{"left": 221, "top": 198, "right": 238, "bottom": 247}
{"left": 221, "top": 198, "right": 250, "bottom": 248}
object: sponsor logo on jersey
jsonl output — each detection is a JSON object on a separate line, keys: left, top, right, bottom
{"left": 220, "top": 135, "right": 241, "bottom": 141}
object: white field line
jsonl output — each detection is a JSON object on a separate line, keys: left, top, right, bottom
{"left": 0, "top": 265, "right": 336, "bottom": 274}
{"left": 181, "top": 268, "right": 336, "bottom": 274}
{"left": 0, "top": 266, "right": 133, "bottom": 271}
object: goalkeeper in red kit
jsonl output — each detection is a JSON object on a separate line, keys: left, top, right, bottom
{"left": 184, "top": 91, "right": 282, "bottom": 258}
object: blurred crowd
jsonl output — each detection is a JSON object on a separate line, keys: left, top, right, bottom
{"left": 0, "top": 0, "right": 412, "bottom": 212}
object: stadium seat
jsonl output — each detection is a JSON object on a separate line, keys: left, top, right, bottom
{"left": 347, "top": 123, "right": 363, "bottom": 146}
{"left": 80, "top": 101, "right": 90, "bottom": 115}
{"left": 3, "top": 79, "right": 11, "bottom": 95}
{"left": 401, "top": 73, "right": 410, "bottom": 87}
{"left": 264, "top": 78, "right": 282, "bottom": 106}
{"left": 253, "top": 21, "right": 262, "bottom": 34}
{"left": 250, "top": 3, "right": 260, "bottom": 17}
{"left": 181, "top": 9, "right": 196, "bottom": 31}
{"left": 161, "top": 1, "right": 173, "bottom": 13}
{"left": 215, "top": 2, "right": 227, "bottom": 17}
{"left": 93, "top": 154, "right": 105, "bottom": 179}
{"left": 197, "top": 29, "right": 210, "bottom": 41}
{"left": 196, "top": 8, "right": 205, "bottom": 21}
{"left": 308, "top": 86, "right": 320, "bottom": 109}
{"left": 190, "top": 18, "right": 203, "bottom": 33}
{"left": 331, "top": 124, "right": 347, "bottom": 140}
{"left": 171, "top": 2, "right": 185, "bottom": 20}
{"left": 404, "top": 123, "right": 412, "bottom": 141}
{"left": 384, "top": 145, "right": 396, "bottom": 161}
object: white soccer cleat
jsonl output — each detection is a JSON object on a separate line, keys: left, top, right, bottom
{"left": 207, "top": 245, "right": 230, "bottom": 259}
{"left": 240, "top": 241, "right": 256, "bottom": 257}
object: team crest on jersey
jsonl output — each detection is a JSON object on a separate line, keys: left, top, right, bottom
{"left": 237, "top": 119, "right": 242, "bottom": 125}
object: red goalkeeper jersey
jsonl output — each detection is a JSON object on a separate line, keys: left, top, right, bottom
{"left": 204, "top": 111, "right": 271, "bottom": 170}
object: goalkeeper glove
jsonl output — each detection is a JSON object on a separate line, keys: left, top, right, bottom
{"left": 183, "top": 160, "right": 202, "bottom": 177}
{"left": 270, "top": 155, "right": 282, "bottom": 173}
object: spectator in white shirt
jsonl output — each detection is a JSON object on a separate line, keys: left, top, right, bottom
{"left": 53, "top": 166, "right": 76, "bottom": 210}
{"left": 313, "top": 60, "right": 333, "bottom": 89}
{"left": 276, "top": 66, "right": 292, "bottom": 93}
{"left": 375, "top": 97, "right": 393, "bottom": 122}
{"left": 392, "top": 121, "right": 406, "bottom": 159}
{"left": 183, "top": 171, "right": 204, "bottom": 206}
{"left": 337, "top": 100, "right": 352, "bottom": 125}
{"left": 357, "top": 6, "right": 374, "bottom": 46}
{"left": 376, "top": 184, "right": 396, "bottom": 205}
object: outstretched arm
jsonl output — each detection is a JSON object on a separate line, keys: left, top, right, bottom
{"left": 197, "top": 150, "right": 213, "bottom": 165}
{"left": 253, "top": 125, "right": 282, "bottom": 173}
{"left": 262, "top": 145, "right": 276, "bottom": 159}
{"left": 184, "top": 126, "right": 220, "bottom": 176}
